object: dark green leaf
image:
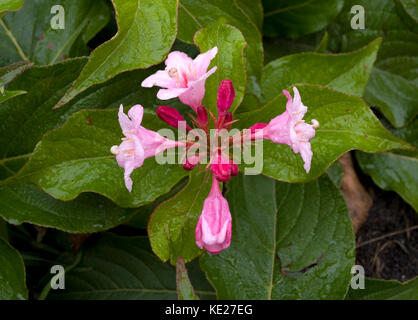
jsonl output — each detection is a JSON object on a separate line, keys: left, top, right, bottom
{"left": 48, "top": 233, "right": 216, "bottom": 300}
{"left": 263, "top": 0, "right": 344, "bottom": 38}
{"left": 176, "top": 257, "right": 199, "bottom": 300}
{"left": 328, "top": 0, "right": 418, "bottom": 128}
{"left": 0, "top": 238, "right": 28, "bottom": 299}
{"left": 200, "top": 174, "right": 355, "bottom": 299}
{"left": 149, "top": 171, "right": 211, "bottom": 265}
{"left": 194, "top": 20, "right": 247, "bottom": 113}
{"left": 237, "top": 85, "right": 412, "bottom": 183}
{"left": 395, "top": 0, "right": 418, "bottom": 33}
{"left": 0, "top": 0, "right": 110, "bottom": 66}
{"left": 55, "top": 0, "right": 178, "bottom": 108}
{"left": 0, "top": 184, "right": 141, "bottom": 233}
{"left": 347, "top": 277, "right": 418, "bottom": 300}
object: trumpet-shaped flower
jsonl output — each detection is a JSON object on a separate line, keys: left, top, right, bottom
{"left": 110, "top": 105, "right": 182, "bottom": 192}
{"left": 254, "top": 87, "right": 319, "bottom": 173}
{"left": 141, "top": 47, "right": 218, "bottom": 111}
{"left": 195, "top": 176, "right": 232, "bottom": 254}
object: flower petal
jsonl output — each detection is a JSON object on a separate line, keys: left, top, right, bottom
{"left": 192, "top": 46, "right": 218, "bottom": 77}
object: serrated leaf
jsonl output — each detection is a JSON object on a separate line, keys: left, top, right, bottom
{"left": 261, "top": 39, "right": 381, "bottom": 105}
{"left": 178, "top": 0, "right": 263, "bottom": 104}
{"left": 263, "top": 0, "right": 344, "bottom": 38}
{"left": 194, "top": 20, "right": 247, "bottom": 113}
{"left": 328, "top": 0, "right": 418, "bottom": 128}
{"left": 0, "top": 238, "right": 28, "bottom": 300}
{"left": 237, "top": 85, "right": 411, "bottom": 183}
{"left": 176, "top": 257, "right": 199, "bottom": 300}
{"left": 346, "top": 277, "right": 418, "bottom": 300}
{"left": 48, "top": 233, "right": 216, "bottom": 300}
{"left": 149, "top": 171, "right": 211, "bottom": 265}
{"left": 55, "top": 0, "right": 178, "bottom": 108}
{"left": 0, "top": 61, "right": 33, "bottom": 86}
{"left": 0, "top": 0, "right": 110, "bottom": 66}
{"left": 200, "top": 174, "right": 355, "bottom": 299}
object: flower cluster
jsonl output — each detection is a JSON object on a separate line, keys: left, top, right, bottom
{"left": 111, "top": 47, "right": 318, "bottom": 254}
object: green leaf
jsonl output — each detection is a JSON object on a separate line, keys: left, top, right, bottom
{"left": 347, "top": 277, "right": 418, "bottom": 300}
{"left": 48, "top": 233, "right": 216, "bottom": 300}
{"left": 0, "top": 61, "right": 33, "bottom": 86}
{"left": 261, "top": 39, "right": 381, "bottom": 104}
{"left": 237, "top": 84, "right": 412, "bottom": 183}
{"left": 0, "top": 218, "right": 8, "bottom": 240}
{"left": 328, "top": 0, "right": 418, "bottom": 128}
{"left": 0, "top": 0, "right": 110, "bottom": 66}
{"left": 0, "top": 238, "right": 28, "bottom": 300}
{"left": 0, "top": 58, "right": 165, "bottom": 181}
{"left": 0, "top": 184, "right": 141, "bottom": 233}
{"left": 0, "top": 0, "right": 23, "bottom": 15}
{"left": 55, "top": 0, "right": 179, "bottom": 108}
{"left": 356, "top": 117, "right": 418, "bottom": 212}
{"left": 0, "top": 89, "right": 26, "bottom": 103}
{"left": 176, "top": 257, "right": 199, "bottom": 300}
{"left": 124, "top": 177, "right": 188, "bottom": 229}
{"left": 178, "top": 0, "right": 263, "bottom": 104}
{"left": 194, "top": 20, "right": 247, "bottom": 113}
{"left": 315, "top": 31, "right": 328, "bottom": 53}
{"left": 5, "top": 108, "right": 188, "bottom": 208}
{"left": 235, "top": 0, "right": 263, "bottom": 31}
{"left": 395, "top": 0, "right": 418, "bottom": 33}
{"left": 357, "top": 151, "right": 418, "bottom": 212}
{"left": 149, "top": 171, "right": 211, "bottom": 265}
{"left": 326, "top": 161, "right": 343, "bottom": 188}
{"left": 263, "top": 0, "right": 344, "bottom": 38}
{"left": 200, "top": 174, "right": 355, "bottom": 299}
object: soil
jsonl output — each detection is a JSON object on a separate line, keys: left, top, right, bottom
{"left": 356, "top": 187, "right": 418, "bottom": 282}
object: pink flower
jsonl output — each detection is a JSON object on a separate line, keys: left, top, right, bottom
{"left": 110, "top": 104, "right": 182, "bottom": 192}
{"left": 141, "top": 47, "right": 218, "bottom": 111}
{"left": 258, "top": 87, "right": 319, "bottom": 173}
{"left": 195, "top": 176, "right": 232, "bottom": 254}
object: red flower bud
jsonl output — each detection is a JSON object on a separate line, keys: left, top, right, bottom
{"left": 217, "top": 80, "right": 235, "bottom": 113}
{"left": 157, "top": 106, "right": 191, "bottom": 131}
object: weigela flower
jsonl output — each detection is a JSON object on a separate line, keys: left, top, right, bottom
{"left": 112, "top": 47, "right": 320, "bottom": 255}
{"left": 141, "top": 47, "right": 218, "bottom": 111}
{"left": 252, "top": 87, "right": 319, "bottom": 173}
{"left": 110, "top": 104, "right": 182, "bottom": 192}
{"left": 195, "top": 176, "right": 232, "bottom": 254}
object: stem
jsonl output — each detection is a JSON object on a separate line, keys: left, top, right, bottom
{"left": 38, "top": 250, "right": 83, "bottom": 300}
{"left": 0, "top": 18, "right": 29, "bottom": 62}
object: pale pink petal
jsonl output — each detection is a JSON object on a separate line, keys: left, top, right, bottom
{"left": 123, "top": 162, "right": 135, "bottom": 192}
{"left": 128, "top": 104, "right": 144, "bottom": 125}
{"left": 299, "top": 142, "right": 313, "bottom": 173}
{"left": 165, "top": 51, "right": 193, "bottom": 68}
{"left": 157, "top": 87, "right": 188, "bottom": 100}
{"left": 141, "top": 70, "right": 176, "bottom": 88}
{"left": 178, "top": 78, "right": 206, "bottom": 111}
{"left": 118, "top": 105, "right": 133, "bottom": 132}
{"left": 192, "top": 46, "right": 218, "bottom": 77}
